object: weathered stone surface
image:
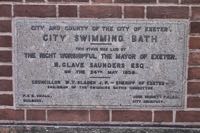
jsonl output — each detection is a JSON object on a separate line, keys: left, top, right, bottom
{"left": 0, "top": 126, "right": 200, "bottom": 133}
{"left": 13, "top": 19, "right": 188, "bottom": 108}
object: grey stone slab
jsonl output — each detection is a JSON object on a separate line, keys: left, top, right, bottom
{"left": 0, "top": 126, "right": 200, "bottom": 133}
{"left": 13, "top": 18, "right": 188, "bottom": 108}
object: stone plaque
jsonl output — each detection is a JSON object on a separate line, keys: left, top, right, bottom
{"left": 1, "top": 126, "right": 200, "bottom": 133}
{"left": 14, "top": 18, "right": 188, "bottom": 108}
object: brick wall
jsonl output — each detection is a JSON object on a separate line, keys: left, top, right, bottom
{"left": 0, "top": 0, "right": 200, "bottom": 126}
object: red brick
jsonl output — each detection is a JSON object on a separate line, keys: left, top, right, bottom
{"left": 27, "top": 110, "right": 45, "bottom": 121}
{"left": 0, "top": 0, "right": 22, "bottom": 1}
{"left": 0, "top": 109, "right": 24, "bottom": 120}
{"left": 48, "top": 110, "right": 89, "bottom": 121}
{"left": 176, "top": 111, "right": 200, "bottom": 122}
{"left": 26, "top": 0, "right": 45, "bottom": 2}
{"left": 48, "top": 0, "right": 89, "bottom": 2}
{"left": 189, "top": 52, "right": 200, "bottom": 65}
{"left": 191, "top": 22, "right": 200, "bottom": 34}
{"left": 154, "top": 111, "right": 173, "bottom": 122}
{"left": 92, "top": 0, "right": 112, "bottom": 3}
{"left": 187, "top": 97, "right": 200, "bottom": 108}
{"left": 0, "top": 20, "right": 11, "bottom": 32}
{"left": 192, "top": 7, "right": 200, "bottom": 20}
{"left": 124, "top": 6, "right": 145, "bottom": 18}
{"left": 0, "top": 65, "right": 12, "bottom": 77}
{"left": 0, "top": 5, "right": 11, "bottom": 17}
{"left": 0, "top": 51, "right": 12, "bottom": 62}
{"left": 0, "top": 36, "right": 12, "bottom": 47}
{"left": 112, "top": 110, "right": 152, "bottom": 122}
{"left": 115, "top": 0, "right": 156, "bottom": 3}
{"left": 147, "top": 6, "right": 189, "bottom": 19}
{"left": 80, "top": 6, "right": 121, "bottom": 18}
{"left": 0, "top": 80, "right": 12, "bottom": 91}
{"left": 0, "top": 94, "right": 13, "bottom": 106}
{"left": 190, "top": 37, "right": 200, "bottom": 49}
{"left": 181, "top": 0, "right": 200, "bottom": 4}
{"left": 14, "top": 5, "right": 56, "bottom": 17}
{"left": 188, "top": 67, "right": 200, "bottom": 79}
{"left": 59, "top": 5, "right": 77, "bottom": 17}
{"left": 90, "top": 110, "right": 109, "bottom": 122}
{"left": 188, "top": 82, "right": 200, "bottom": 95}
{"left": 159, "top": 0, "right": 178, "bottom": 3}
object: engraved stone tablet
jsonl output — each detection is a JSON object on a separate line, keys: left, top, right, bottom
{"left": 14, "top": 19, "right": 188, "bottom": 108}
